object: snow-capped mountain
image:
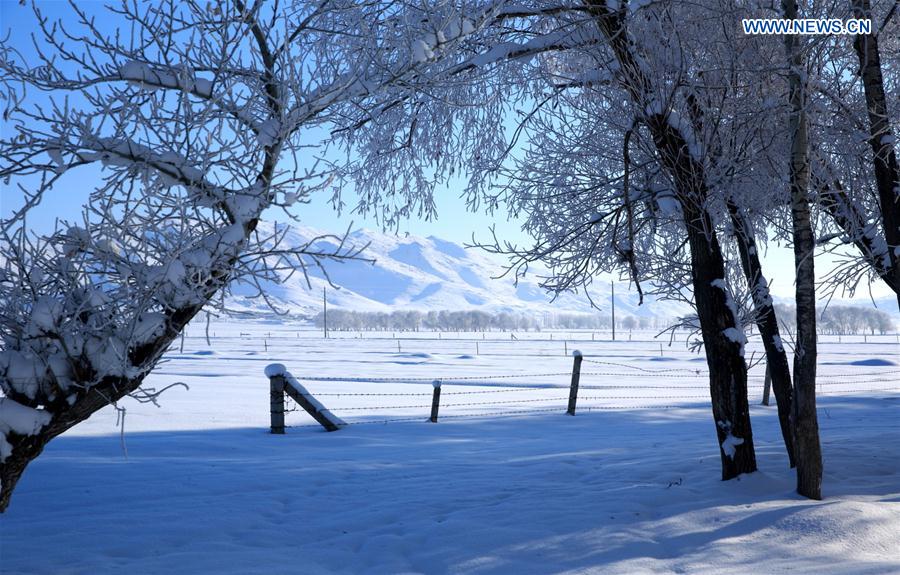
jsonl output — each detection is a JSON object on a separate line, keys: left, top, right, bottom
{"left": 226, "top": 222, "right": 688, "bottom": 319}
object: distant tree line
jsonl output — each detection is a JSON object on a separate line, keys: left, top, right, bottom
{"left": 774, "top": 305, "right": 895, "bottom": 335}
{"left": 312, "top": 309, "right": 667, "bottom": 332}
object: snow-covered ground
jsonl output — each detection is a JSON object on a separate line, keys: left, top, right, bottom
{"left": 2, "top": 322, "right": 899, "bottom": 574}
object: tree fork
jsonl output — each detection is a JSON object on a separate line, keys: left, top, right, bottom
{"left": 685, "top": 82, "right": 794, "bottom": 467}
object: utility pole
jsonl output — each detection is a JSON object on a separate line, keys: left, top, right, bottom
{"left": 611, "top": 280, "right": 616, "bottom": 341}
{"left": 323, "top": 286, "right": 328, "bottom": 339}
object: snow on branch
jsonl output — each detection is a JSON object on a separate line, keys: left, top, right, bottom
{"left": 0, "top": 399, "right": 52, "bottom": 462}
{"left": 119, "top": 61, "right": 213, "bottom": 98}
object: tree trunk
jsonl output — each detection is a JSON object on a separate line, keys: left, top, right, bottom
{"left": 681, "top": 201, "right": 758, "bottom": 479}
{"left": 852, "top": 0, "right": 900, "bottom": 311}
{"left": 0, "top": 435, "right": 46, "bottom": 511}
{"left": 683, "top": 72, "right": 793, "bottom": 466}
{"left": 1, "top": 380, "right": 139, "bottom": 510}
{"left": 727, "top": 201, "right": 796, "bottom": 467}
{"left": 583, "top": 0, "right": 757, "bottom": 480}
{"left": 784, "top": 0, "right": 823, "bottom": 500}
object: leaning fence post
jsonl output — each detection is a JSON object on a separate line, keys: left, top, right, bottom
{"left": 566, "top": 350, "right": 583, "bottom": 416}
{"left": 430, "top": 379, "right": 442, "bottom": 423}
{"left": 270, "top": 373, "right": 285, "bottom": 434}
{"left": 761, "top": 364, "right": 772, "bottom": 406}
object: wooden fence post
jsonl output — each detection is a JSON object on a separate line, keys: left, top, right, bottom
{"left": 430, "top": 380, "right": 442, "bottom": 423}
{"left": 761, "top": 364, "right": 772, "bottom": 406}
{"left": 266, "top": 364, "right": 345, "bottom": 432}
{"left": 566, "top": 351, "right": 583, "bottom": 416}
{"left": 270, "top": 374, "right": 285, "bottom": 434}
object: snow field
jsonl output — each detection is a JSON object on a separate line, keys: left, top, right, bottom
{"left": 1, "top": 321, "right": 898, "bottom": 574}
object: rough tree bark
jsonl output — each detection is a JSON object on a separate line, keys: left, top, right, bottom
{"left": 784, "top": 0, "right": 823, "bottom": 500}
{"left": 584, "top": 0, "right": 756, "bottom": 479}
{"left": 851, "top": 0, "right": 900, "bottom": 310}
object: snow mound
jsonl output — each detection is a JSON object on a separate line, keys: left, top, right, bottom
{"left": 847, "top": 358, "right": 896, "bottom": 367}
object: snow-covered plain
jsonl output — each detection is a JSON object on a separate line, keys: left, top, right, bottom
{"left": 2, "top": 321, "right": 899, "bottom": 574}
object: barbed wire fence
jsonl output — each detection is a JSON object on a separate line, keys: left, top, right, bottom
{"left": 266, "top": 356, "right": 900, "bottom": 431}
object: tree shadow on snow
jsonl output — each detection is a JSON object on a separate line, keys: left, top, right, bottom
{"left": 2, "top": 394, "right": 898, "bottom": 575}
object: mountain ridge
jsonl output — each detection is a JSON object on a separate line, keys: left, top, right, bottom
{"left": 226, "top": 222, "right": 900, "bottom": 325}
{"left": 227, "top": 222, "right": 687, "bottom": 320}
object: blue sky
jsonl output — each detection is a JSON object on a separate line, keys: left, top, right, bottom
{"left": 1, "top": 1, "right": 894, "bottom": 305}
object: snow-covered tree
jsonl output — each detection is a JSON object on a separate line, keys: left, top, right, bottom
{"left": 812, "top": 0, "right": 899, "bottom": 307}
{"left": 338, "top": 0, "right": 897, "bottom": 490}
{"left": 343, "top": 0, "right": 779, "bottom": 480}
{"left": 0, "top": 0, "right": 487, "bottom": 510}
